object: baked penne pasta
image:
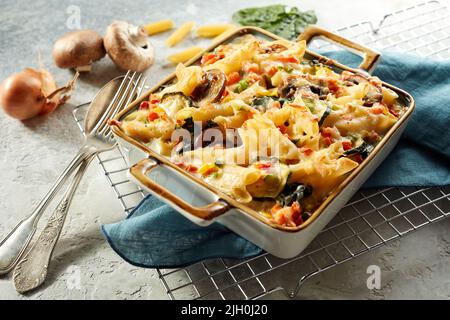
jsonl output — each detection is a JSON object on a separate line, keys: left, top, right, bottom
{"left": 118, "top": 35, "right": 404, "bottom": 227}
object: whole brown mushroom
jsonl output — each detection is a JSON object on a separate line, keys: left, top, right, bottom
{"left": 104, "top": 21, "right": 155, "bottom": 72}
{"left": 52, "top": 29, "right": 106, "bottom": 72}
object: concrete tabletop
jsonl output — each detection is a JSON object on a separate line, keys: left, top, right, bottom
{"left": 0, "top": 0, "right": 449, "bottom": 300}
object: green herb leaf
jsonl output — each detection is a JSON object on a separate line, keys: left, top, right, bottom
{"left": 233, "top": 5, "right": 317, "bottom": 40}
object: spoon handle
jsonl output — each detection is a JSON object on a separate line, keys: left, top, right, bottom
{"left": 0, "top": 145, "right": 95, "bottom": 275}
{"left": 13, "top": 157, "right": 93, "bottom": 293}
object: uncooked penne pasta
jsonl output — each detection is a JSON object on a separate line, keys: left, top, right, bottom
{"left": 144, "top": 19, "right": 175, "bottom": 35}
{"left": 197, "top": 24, "right": 235, "bottom": 38}
{"left": 166, "top": 21, "right": 195, "bottom": 47}
{"left": 167, "top": 46, "right": 203, "bottom": 64}
{"left": 212, "top": 25, "right": 238, "bottom": 42}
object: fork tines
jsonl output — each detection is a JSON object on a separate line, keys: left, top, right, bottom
{"left": 96, "top": 71, "right": 148, "bottom": 140}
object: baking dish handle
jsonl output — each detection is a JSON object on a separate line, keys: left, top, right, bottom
{"left": 298, "top": 25, "right": 381, "bottom": 73}
{"left": 130, "top": 158, "right": 232, "bottom": 220}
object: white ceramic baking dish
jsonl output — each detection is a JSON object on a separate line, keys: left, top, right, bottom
{"left": 111, "top": 26, "right": 415, "bottom": 259}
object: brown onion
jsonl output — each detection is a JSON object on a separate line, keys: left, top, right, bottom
{"left": 0, "top": 67, "right": 78, "bottom": 120}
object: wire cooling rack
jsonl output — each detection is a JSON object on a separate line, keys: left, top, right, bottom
{"left": 73, "top": 0, "right": 450, "bottom": 300}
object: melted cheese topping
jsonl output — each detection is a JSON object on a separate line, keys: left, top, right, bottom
{"left": 120, "top": 35, "right": 403, "bottom": 227}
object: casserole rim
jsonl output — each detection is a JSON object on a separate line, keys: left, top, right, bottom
{"left": 111, "top": 26, "right": 415, "bottom": 233}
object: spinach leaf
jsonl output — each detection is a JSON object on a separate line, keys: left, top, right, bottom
{"left": 176, "top": 117, "right": 198, "bottom": 154}
{"left": 344, "top": 142, "right": 374, "bottom": 159}
{"left": 318, "top": 106, "right": 331, "bottom": 127}
{"left": 252, "top": 96, "right": 273, "bottom": 112}
{"left": 233, "top": 5, "right": 317, "bottom": 40}
{"left": 277, "top": 183, "right": 312, "bottom": 207}
{"left": 252, "top": 96, "right": 293, "bottom": 112}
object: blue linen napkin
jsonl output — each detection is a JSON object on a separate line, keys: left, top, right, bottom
{"left": 103, "top": 52, "right": 450, "bottom": 268}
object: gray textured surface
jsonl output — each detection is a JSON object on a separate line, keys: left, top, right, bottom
{"left": 0, "top": 0, "right": 449, "bottom": 300}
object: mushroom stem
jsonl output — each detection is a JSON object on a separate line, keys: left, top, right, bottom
{"left": 75, "top": 65, "right": 92, "bottom": 73}
{"left": 130, "top": 25, "right": 149, "bottom": 48}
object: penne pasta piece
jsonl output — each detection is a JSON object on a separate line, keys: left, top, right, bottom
{"left": 144, "top": 19, "right": 175, "bottom": 35}
{"left": 166, "top": 21, "right": 195, "bottom": 47}
{"left": 197, "top": 24, "right": 235, "bottom": 38}
{"left": 161, "top": 63, "right": 203, "bottom": 96}
{"left": 167, "top": 46, "right": 204, "bottom": 64}
{"left": 212, "top": 25, "right": 238, "bottom": 42}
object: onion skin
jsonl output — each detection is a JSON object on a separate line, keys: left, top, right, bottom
{"left": 0, "top": 68, "right": 78, "bottom": 121}
{"left": 0, "top": 71, "right": 46, "bottom": 120}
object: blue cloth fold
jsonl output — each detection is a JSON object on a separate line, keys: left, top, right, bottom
{"left": 102, "top": 196, "right": 262, "bottom": 268}
{"left": 103, "top": 52, "right": 450, "bottom": 268}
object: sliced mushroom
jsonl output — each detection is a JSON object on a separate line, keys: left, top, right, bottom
{"left": 344, "top": 72, "right": 383, "bottom": 107}
{"left": 104, "top": 21, "right": 155, "bottom": 72}
{"left": 278, "top": 75, "right": 299, "bottom": 99}
{"left": 191, "top": 69, "right": 226, "bottom": 106}
{"left": 261, "top": 43, "right": 288, "bottom": 54}
{"left": 52, "top": 30, "right": 106, "bottom": 72}
{"left": 304, "top": 77, "right": 331, "bottom": 100}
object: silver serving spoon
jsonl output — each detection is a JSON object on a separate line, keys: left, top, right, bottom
{"left": 10, "top": 73, "right": 147, "bottom": 293}
{"left": 0, "top": 73, "right": 144, "bottom": 278}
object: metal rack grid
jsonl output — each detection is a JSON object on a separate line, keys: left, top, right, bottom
{"left": 73, "top": 0, "right": 450, "bottom": 300}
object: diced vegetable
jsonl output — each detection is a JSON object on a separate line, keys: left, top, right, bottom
{"left": 201, "top": 52, "right": 221, "bottom": 65}
{"left": 342, "top": 140, "right": 353, "bottom": 151}
{"left": 227, "top": 71, "right": 241, "bottom": 85}
{"left": 147, "top": 112, "right": 159, "bottom": 122}
{"left": 278, "top": 55, "right": 299, "bottom": 64}
{"left": 139, "top": 101, "right": 149, "bottom": 110}
{"left": 186, "top": 164, "right": 198, "bottom": 173}
{"left": 198, "top": 163, "right": 219, "bottom": 176}
{"left": 235, "top": 79, "right": 249, "bottom": 93}
{"left": 243, "top": 62, "right": 260, "bottom": 74}
{"left": 300, "top": 147, "right": 313, "bottom": 156}
{"left": 255, "top": 162, "right": 272, "bottom": 169}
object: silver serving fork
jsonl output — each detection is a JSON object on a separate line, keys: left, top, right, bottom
{"left": 0, "top": 71, "right": 147, "bottom": 282}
